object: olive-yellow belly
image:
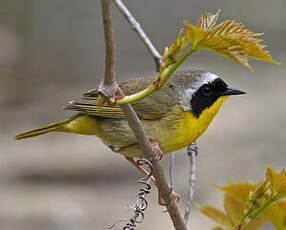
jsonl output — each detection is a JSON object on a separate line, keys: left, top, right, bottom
{"left": 143, "top": 96, "right": 227, "bottom": 155}
{"left": 63, "top": 96, "right": 227, "bottom": 157}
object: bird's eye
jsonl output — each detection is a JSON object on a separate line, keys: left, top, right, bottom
{"left": 202, "top": 85, "right": 211, "bottom": 95}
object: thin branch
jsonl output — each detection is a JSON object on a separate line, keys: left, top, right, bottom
{"left": 184, "top": 142, "right": 198, "bottom": 225}
{"left": 100, "top": 0, "right": 118, "bottom": 97}
{"left": 170, "top": 152, "right": 176, "bottom": 187}
{"left": 119, "top": 66, "right": 189, "bottom": 230}
{"left": 112, "top": 0, "right": 162, "bottom": 71}
{"left": 100, "top": 1, "right": 188, "bottom": 229}
{"left": 119, "top": 100, "right": 188, "bottom": 230}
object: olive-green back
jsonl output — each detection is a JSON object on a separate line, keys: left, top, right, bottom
{"left": 64, "top": 76, "right": 178, "bottom": 120}
{"left": 63, "top": 69, "right": 204, "bottom": 119}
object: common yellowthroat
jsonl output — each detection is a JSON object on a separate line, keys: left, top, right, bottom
{"left": 16, "top": 69, "right": 246, "bottom": 157}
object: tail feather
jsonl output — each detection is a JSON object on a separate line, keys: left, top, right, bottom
{"left": 15, "top": 114, "right": 82, "bottom": 140}
{"left": 15, "top": 121, "right": 64, "bottom": 140}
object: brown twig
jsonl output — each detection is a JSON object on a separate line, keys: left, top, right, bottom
{"left": 100, "top": 0, "right": 188, "bottom": 229}
{"left": 100, "top": 0, "right": 118, "bottom": 98}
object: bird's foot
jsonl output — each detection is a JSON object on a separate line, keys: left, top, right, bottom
{"left": 150, "top": 140, "right": 163, "bottom": 161}
{"left": 126, "top": 157, "right": 180, "bottom": 208}
{"left": 158, "top": 185, "right": 180, "bottom": 208}
{"left": 111, "top": 140, "right": 163, "bottom": 162}
{"left": 125, "top": 157, "right": 157, "bottom": 184}
{"left": 110, "top": 142, "right": 139, "bottom": 153}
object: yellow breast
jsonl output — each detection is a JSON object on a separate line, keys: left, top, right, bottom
{"left": 61, "top": 96, "right": 227, "bottom": 158}
{"left": 158, "top": 96, "right": 227, "bottom": 153}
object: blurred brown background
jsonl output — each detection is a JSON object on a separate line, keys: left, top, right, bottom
{"left": 0, "top": 0, "right": 285, "bottom": 229}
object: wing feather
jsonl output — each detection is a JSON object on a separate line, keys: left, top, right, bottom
{"left": 63, "top": 76, "right": 177, "bottom": 120}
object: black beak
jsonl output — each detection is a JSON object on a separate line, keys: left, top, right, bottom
{"left": 219, "top": 86, "right": 247, "bottom": 96}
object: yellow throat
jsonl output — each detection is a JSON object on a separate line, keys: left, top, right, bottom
{"left": 159, "top": 96, "right": 228, "bottom": 153}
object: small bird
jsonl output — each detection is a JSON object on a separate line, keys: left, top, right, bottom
{"left": 16, "top": 69, "right": 246, "bottom": 158}
{"left": 16, "top": 69, "right": 246, "bottom": 205}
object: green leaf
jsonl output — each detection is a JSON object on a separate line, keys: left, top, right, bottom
{"left": 212, "top": 227, "right": 226, "bottom": 230}
{"left": 167, "top": 28, "right": 188, "bottom": 65}
{"left": 215, "top": 182, "right": 266, "bottom": 229}
{"left": 196, "top": 10, "right": 220, "bottom": 31}
{"left": 201, "top": 36, "right": 251, "bottom": 70}
{"left": 263, "top": 200, "right": 286, "bottom": 230}
{"left": 184, "top": 20, "right": 204, "bottom": 47}
{"left": 198, "top": 205, "right": 232, "bottom": 228}
{"left": 184, "top": 10, "right": 280, "bottom": 70}
{"left": 266, "top": 166, "right": 286, "bottom": 197}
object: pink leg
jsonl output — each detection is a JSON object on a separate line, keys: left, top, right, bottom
{"left": 110, "top": 142, "right": 139, "bottom": 153}
{"left": 150, "top": 140, "right": 163, "bottom": 161}
{"left": 125, "top": 157, "right": 157, "bottom": 185}
{"left": 126, "top": 157, "right": 180, "bottom": 207}
{"left": 158, "top": 185, "right": 180, "bottom": 207}
{"left": 112, "top": 140, "right": 163, "bottom": 161}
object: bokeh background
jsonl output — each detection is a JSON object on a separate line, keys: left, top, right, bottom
{"left": 1, "top": 0, "right": 286, "bottom": 229}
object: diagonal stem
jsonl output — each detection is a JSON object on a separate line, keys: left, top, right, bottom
{"left": 116, "top": 47, "right": 196, "bottom": 105}
{"left": 234, "top": 194, "right": 280, "bottom": 230}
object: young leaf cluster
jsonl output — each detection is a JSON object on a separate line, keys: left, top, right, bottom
{"left": 198, "top": 166, "right": 286, "bottom": 230}
{"left": 116, "top": 10, "right": 278, "bottom": 105}
{"left": 184, "top": 10, "right": 279, "bottom": 70}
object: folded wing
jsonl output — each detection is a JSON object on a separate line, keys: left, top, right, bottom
{"left": 63, "top": 77, "right": 177, "bottom": 120}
